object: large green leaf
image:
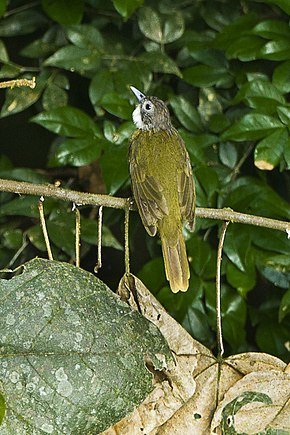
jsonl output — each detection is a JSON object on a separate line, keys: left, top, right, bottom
{"left": 259, "top": 0, "right": 290, "bottom": 15}
{"left": 99, "top": 142, "right": 129, "bottom": 194}
{"left": 169, "top": 95, "right": 203, "bottom": 133}
{"left": 31, "top": 106, "right": 101, "bottom": 138}
{"left": 0, "top": 10, "right": 47, "bottom": 36}
{"left": 140, "top": 51, "right": 181, "bottom": 77}
{"left": 273, "top": 61, "right": 290, "bottom": 93}
{"left": 51, "top": 137, "right": 104, "bottom": 167}
{"left": 0, "top": 259, "right": 171, "bottom": 434}
{"left": 42, "top": 0, "right": 84, "bottom": 25}
{"left": 222, "top": 113, "right": 283, "bottom": 141}
{"left": 233, "top": 79, "right": 285, "bottom": 114}
{"left": 183, "top": 64, "right": 232, "bottom": 88}
{"left": 65, "top": 25, "right": 104, "bottom": 49}
{"left": 45, "top": 46, "right": 101, "bottom": 74}
{"left": 254, "top": 128, "right": 288, "bottom": 170}
{"left": 138, "top": 7, "right": 184, "bottom": 44}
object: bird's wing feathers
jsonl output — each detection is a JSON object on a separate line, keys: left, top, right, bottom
{"left": 129, "top": 157, "right": 169, "bottom": 236}
{"left": 177, "top": 137, "right": 196, "bottom": 230}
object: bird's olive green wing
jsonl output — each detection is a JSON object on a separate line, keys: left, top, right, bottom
{"left": 177, "top": 136, "right": 196, "bottom": 231}
{"left": 129, "top": 142, "right": 169, "bottom": 237}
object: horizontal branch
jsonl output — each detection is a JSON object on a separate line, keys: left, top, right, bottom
{"left": 0, "top": 178, "right": 289, "bottom": 234}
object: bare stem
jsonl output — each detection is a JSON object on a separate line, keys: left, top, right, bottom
{"left": 0, "top": 178, "right": 289, "bottom": 233}
{"left": 38, "top": 198, "right": 53, "bottom": 261}
{"left": 124, "top": 201, "right": 130, "bottom": 275}
{"left": 0, "top": 77, "right": 36, "bottom": 89}
{"left": 216, "top": 221, "right": 230, "bottom": 358}
{"left": 74, "top": 205, "right": 81, "bottom": 267}
{"left": 94, "top": 206, "right": 103, "bottom": 273}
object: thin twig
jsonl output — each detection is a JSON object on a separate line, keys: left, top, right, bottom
{"left": 74, "top": 205, "right": 81, "bottom": 267}
{"left": 38, "top": 197, "right": 53, "bottom": 261}
{"left": 216, "top": 221, "right": 230, "bottom": 357}
{"left": 0, "top": 178, "right": 289, "bottom": 233}
{"left": 0, "top": 77, "right": 36, "bottom": 89}
{"left": 124, "top": 201, "right": 130, "bottom": 275}
{"left": 94, "top": 206, "right": 103, "bottom": 273}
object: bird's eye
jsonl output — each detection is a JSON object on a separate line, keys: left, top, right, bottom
{"left": 144, "top": 102, "right": 152, "bottom": 111}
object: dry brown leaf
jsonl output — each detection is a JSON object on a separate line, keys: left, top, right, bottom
{"left": 100, "top": 274, "right": 290, "bottom": 435}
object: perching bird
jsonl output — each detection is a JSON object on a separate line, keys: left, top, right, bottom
{"left": 129, "top": 86, "right": 196, "bottom": 292}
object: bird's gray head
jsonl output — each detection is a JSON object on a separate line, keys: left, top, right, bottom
{"left": 130, "top": 86, "right": 172, "bottom": 131}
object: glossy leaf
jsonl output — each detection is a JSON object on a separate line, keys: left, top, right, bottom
{"left": 42, "top": 0, "right": 84, "bottom": 25}
{"left": 226, "top": 35, "right": 266, "bottom": 61}
{"left": 31, "top": 106, "right": 101, "bottom": 138}
{"left": 51, "top": 138, "right": 104, "bottom": 167}
{"left": 140, "top": 51, "right": 181, "bottom": 77}
{"left": 42, "top": 83, "right": 68, "bottom": 110}
{"left": 259, "top": 39, "right": 290, "bottom": 61}
{"left": 183, "top": 65, "right": 232, "bottom": 88}
{"left": 0, "top": 259, "right": 171, "bottom": 433}
{"left": 138, "top": 7, "right": 162, "bottom": 43}
{"left": 233, "top": 79, "right": 285, "bottom": 114}
{"left": 169, "top": 95, "right": 202, "bottom": 133}
{"left": 89, "top": 70, "right": 114, "bottom": 109}
{"left": 0, "top": 10, "right": 47, "bottom": 36}
{"left": 222, "top": 113, "right": 283, "bottom": 141}
{"left": 254, "top": 128, "right": 288, "bottom": 170}
{"left": 256, "top": 321, "right": 290, "bottom": 360}
{"left": 65, "top": 25, "right": 104, "bottom": 49}
{"left": 219, "top": 142, "right": 238, "bottom": 168}
{"left": 261, "top": 0, "right": 290, "bottom": 15}
{"left": 113, "top": 0, "right": 144, "bottom": 19}
{"left": 45, "top": 46, "right": 101, "bottom": 74}
{"left": 273, "top": 61, "right": 290, "bottom": 93}
{"left": 251, "top": 19, "right": 290, "bottom": 39}
{"left": 100, "top": 93, "right": 132, "bottom": 120}
{"left": 0, "top": 393, "right": 5, "bottom": 426}
{"left": 99, "top": 143, "right": 129, "bottom": 194}
{"left": 1, "top": 73, "right": 48, "bottom": 118}
{"left": 279, "top": 289, "right": 290, "bottom": 322}
{"left": 162, "top": 12, "right": 185, "bottom": 44}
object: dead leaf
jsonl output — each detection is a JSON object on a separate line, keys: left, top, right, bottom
{"left": 101, "top": 274, "right": 290, "bottom": 435}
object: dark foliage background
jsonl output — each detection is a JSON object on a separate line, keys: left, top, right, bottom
{"left": 0, "top": 0, "right": 290, "bottom": 361}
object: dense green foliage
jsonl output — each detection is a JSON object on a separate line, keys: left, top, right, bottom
{"left": 0, "top": 0, "right": 290, "bottom": 361}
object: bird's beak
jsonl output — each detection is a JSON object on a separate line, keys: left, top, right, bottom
{"left": 130, "top": 86, "right": 146, "bottom": 102}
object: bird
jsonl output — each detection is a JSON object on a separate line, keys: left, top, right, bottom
{"left": 129, "top": 86, "right": 196, "bottom": 293}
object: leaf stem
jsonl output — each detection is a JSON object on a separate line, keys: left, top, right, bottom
{"left": 216, "top": 221, "right": 230, "bottom": 357}
{"left": 94, "top": 206, "right": 103, "bottom": 273}
{"left": 38, "top": 198, "right": 53, "bottom": 261}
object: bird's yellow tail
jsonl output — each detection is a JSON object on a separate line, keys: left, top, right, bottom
{"left": 160, "top": 228, "right": 190, "bottom": 293}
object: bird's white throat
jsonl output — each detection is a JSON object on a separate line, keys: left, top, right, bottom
{"left": 132, "top": 105, "right": 144, "bottom": 129}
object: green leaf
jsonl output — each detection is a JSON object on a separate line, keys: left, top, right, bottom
{"left": 226, "top": 35, "right": 266, "bottom": 61}
{"left": 183, "top": 65, "right": 232, "bottom": 88}
{"left": 251, "top": 19, "right": 290, "bottom": 39}
{"left": 0, "top": 259, "right": 171, "bottom": 433}
{"left": 138, "top": 7, "right": 162, "bottom": 43}
{"left": 31, "top": 106, "right": 101, "bottom": 138}
{"left": 100, "top": 93, "right": 132, "bottom": 120}
{"left": 45, "top": 46, "right": 101, "bottom": 74}
{"left": 222, "top": 113, "right": 283, "bottom": 141}
{"left": 0, "top": 39, "right": 8, "bottom": 62}
{"left": 273, "top": 61, "right": 290, "bottom": 93}
{"left": 0, "top": 0, "right": 7, "bottom": 17}
{"left": 138, "top": 7, "right": 184, "bottom": 44}
{"left": 277, "top": 106, "right": 290, "bottom": 125}
{"left": 81, "top": 220, "right": 123, "bottom": 251}
{"left": 258, "top": 254, "right": 290, "bottom": 289}
{"left": 0, "top": 10, "right": 47, "bottom": 36}
{"left": 259, "top": 39, "right": 290, "bottom": 61}
{"left": 219, "top": 142, "right": 238, "bottom": 168}
{"left": 283, "top": 137, "right": 290, "bottom": 169}
{"left": 0, "top": 392, "right": 5, "bottom": 426}
{"left": 260, "top": 0, "right": 290, "bottom": 15}
{"left": 42, "top": 83, "right": 68, "bottom": 111}
{"left": 138, "top": 257, "right": 166, "bottom": 292}
{"left": 169, "top": 95, "right": 203, "bottom": 133}
{"left": 99, "top": 143, "right": 129, "bottom": 194}
{"left": 20, "top": 38, "right": 57, "bottom": 58}
{"left": 0, "top": 168, "right": 48, "bottom": 184}
{"left": 254, "top": 128, "right": 288, "bottom": 170}
{"left": 224, "top": 177, "right": 290, "bottom": 219}
{"left": 140, "top": 51, "right": 181, "bottom": 77}
{"left": 52, "top": 137, "right": 104, "bottom": 167}
{"left": 187, "top": 235, "right": 216, "bottom": 279}
{"left": 89, "top": 70, "right": 114, "bottom": 109}
{"left": 0, "top": 196, "right": 41, "bottom": 218}
{"left": 256, "top": 320, "right": 290, "bottom": 360}
{"left": 65, "top": 25, "right": 104, "bottom": 49}
{"left": 233, "top": 79, "right": 285, "bottom": 114}
{"left": 162, "top": 12, "right": 185, "bottom": 44}
{"left": 42, "top": 0, "right": 84, "bottom": 25}
{"left": 279, "top": 289, "right": 290, "bottom": 321}
{"left": 1, "top": 73, "right": 48, "bottom": 118}
{"left": 113, "top": 0, "right": 144, "bottom": 20}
